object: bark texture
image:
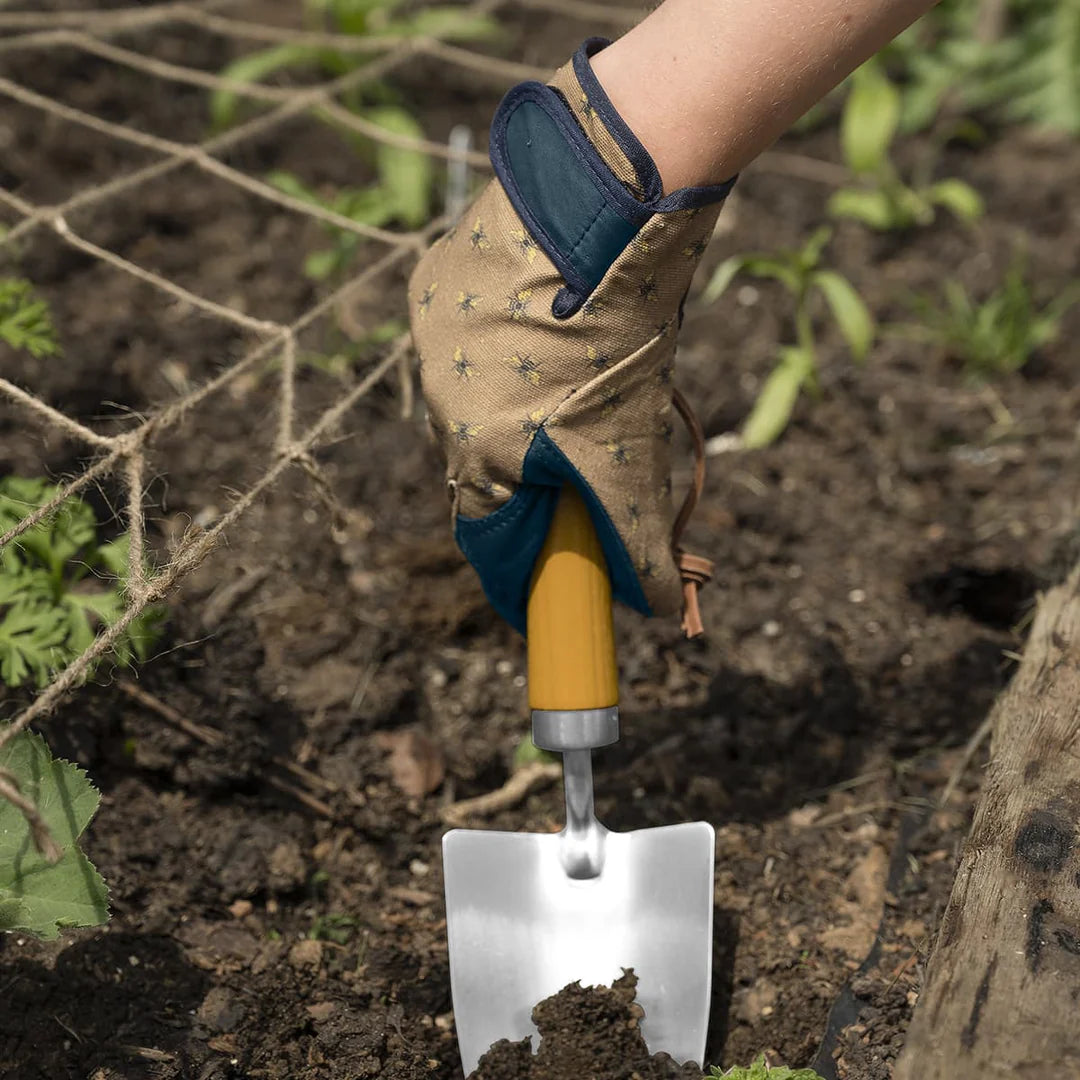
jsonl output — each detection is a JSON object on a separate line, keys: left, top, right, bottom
{"left": 896, "top": 565, "right": 1080, "bottom": 1079}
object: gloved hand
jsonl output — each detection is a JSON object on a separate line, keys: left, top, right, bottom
{"left": 408, "top": 38, "right": 734, "bottom": 636}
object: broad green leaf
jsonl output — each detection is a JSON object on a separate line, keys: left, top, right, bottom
{"left": 928, "top": 178, "right": 984, "bottom": 223}
{"left": 828, "top": 187, "right": 898, "bottom": 231}
{"left": 211, "top": 44, "right": 325, "bottom": 129}
{"left": 813, "top": 270, "right": 874, "bottom": 361}
{"left": 841, "top": 59, "right": 900, "bottom": 174}
{"left": 742, "top": 346, "right": 815, "bottom": 449}
{"left": 364, "top": 105, "right": 433, "bottom": 227}
{"left": 0, "top": 728, "right": 109, "bottom": 939}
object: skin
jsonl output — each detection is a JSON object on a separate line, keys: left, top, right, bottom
{"left": 590, "top": 0, "right": 942, "bottom": 192}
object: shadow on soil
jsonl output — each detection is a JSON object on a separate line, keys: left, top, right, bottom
{"left": 0, "top": 931, "right": 210, "bottom": 1080}
{"left": 602, "top": 632, "right": 1007, "bottom": 829}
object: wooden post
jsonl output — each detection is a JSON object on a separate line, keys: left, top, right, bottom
{"left": 895, "top": 565, "right": 1080, "bottom": 1079}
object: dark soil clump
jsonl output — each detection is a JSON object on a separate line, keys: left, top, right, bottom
{"left": 470, "top": 972, "right": 704, "bottom": 1080}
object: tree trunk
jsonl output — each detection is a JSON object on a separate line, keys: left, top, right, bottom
{"left": 895, "top": 565, "right": 1080, "bottom": 1080}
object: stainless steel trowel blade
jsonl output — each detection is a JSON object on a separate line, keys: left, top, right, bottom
{"left": 443, "top": 820, "right": 714, "bottom": 1076}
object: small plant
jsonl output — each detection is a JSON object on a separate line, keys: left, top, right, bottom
{"left": 899, "top": 258, "right": 1080, "bottom": 380}
{"left": 0, "top": 278, "right": 61, "bottom": 357}
{"left": 309, "top": 911, "right": 358, "bottom": 944}
{"left": 269, "top": 154, "right": 431, "bottom": 280}
{"left": 829, "top": 58, "right": 984, "bottom": 231}
{"left": 0, "top": 477, "right": 163, "bottom": 688}
{"left": 703, "top": 227, "right": 874, "bottom": 448}
{"left": 709, "top": 1055, "right": 826, "bottom": 1079}
{"left": 211, "top": 0, "right": 497, "bottom": 130}
{"left": 0, "top": 726, "right": 110, "bottom": 939}
{"left": 211, "top": 0, "right": 496, "bottom": 280}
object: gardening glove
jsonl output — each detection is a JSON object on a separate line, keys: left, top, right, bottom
{"left": 408, "top": 38, "right": 735, "bottom": 636}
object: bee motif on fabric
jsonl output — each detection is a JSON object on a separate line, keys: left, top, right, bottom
{"left": 682, "top": 237, "right": 708, "bottom": 260}
{"left": 449, "top": 420, "right": 483, "bottom": 443}
{"left": 417, "top": 282, "right": 437, "bottom": 317}
{"left": 510, "top": 228, "right": 539, "bottom": 264}
{"left": 639, "top": 274, "right": 659, "bottom": 302}
{"left": 581, "top": 295, "right": 604, "bottom": 318}
{"left": 456, "top": 291, "right": 481, "bottom": 316}
{"left": 605, "top": 440, "right": 630, "bottom": 465}
{"left": 657, "top": 418, "right": 675, "bottom": 444}
{"left": 506, "top": 353, "right": 541, "bottom": 386}
{"left": 600, "top": 390, "right": 622, "bottom": 418}
{"left": 586, "top": 345, "right": 613, "bottom": 371}
{"left": 507, "top": 289, "right": 532, "bottom": 321}
{"left": 636, "top": 556, "right": 657, "bottom": 580}
{"left": 521, "top": 409, "right": 547, "bottom": 441}
{"left": 451, "top": 347, "right": 475, "bottom": 380}
{"left": 627, "top": 500, "right": 641, "bottom": 535}
{"left": 657, "top": 362, "right": 674, "bottom": 386}
{"left": 579, "top": 92, "right": 598, "bottom": 122}
{"left": 470, "top": 220, "right": 490, "bottom": 251}
{"left": 660, "top": 476, "right": 673, "bottom": 498}
{"left": 474, "top": 475, "right": 511, "bottom": 501}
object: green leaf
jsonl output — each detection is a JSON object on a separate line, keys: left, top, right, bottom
{"left": 742, "top": 346, "right": 815, "bottom": 449}
{"left": 211, "top": 44, "right": 325, "bottom": 129}
{"left": 363, "top": 105, "right": 433, "bottom": 227}
{"left": 0, "top": 279, "right": 61, "bottom": 358}
{"left": 0, "top": 604, "right": 69, "bottom": 688}
{"left": 0, "top": 728, "right": 109, "bottom": 939}
{"left": 709, "top": 1053, "right": 826, "bottom": 1079}
{"left": 702, "top": 256, "right": 749, "bottom": 303}
{"left": 813, "top": 270, "right": 874, "bottom": 362}
{"left": 383, "top": 8, "right": 499, "bottom": 41}
{"left": 841, "top": 59, "right": 900, "bottom": 174}
{"left": 797, "top": 226, "right": 834, "bottom": 273}
{"left": 828, "top": 187, "right": 899, "bottom": 231}
{"left": 926, "top": 178, "right": 984, "bottom": 223}
{"left": 513, "top": 737, "right": 558, "bottom": 770}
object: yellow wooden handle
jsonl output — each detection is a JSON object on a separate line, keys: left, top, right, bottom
{"left": 527, "top": 486, "right": 618, "bottom": 711}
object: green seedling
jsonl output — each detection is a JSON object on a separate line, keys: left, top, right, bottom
{"left": 309, "top": 912, "right": 358, "bottom": 944}
{"left": 0, "top": 477, "right": 163, "bottom": 688}
{"left": 990, "top": 0, "right": 1080, "bottom": 134}
{"left": 829, "top": 57, "right": 984, "bottom": 231}
{"left": 703, "top": 226, "right": 874, "bottom": 448}
{"left": 709, "top": 1056, "right": 826, "bottom": 1079}
{"left": 899, "top": 258, "right": 1080, "bottom": 380}
{"left": 0, "top": 726, "right": 110, "bottom": 939}
{"left": 211, "top": 0, "right": 497, "bottom": 130}
{"left": 269, "top": 140, "right": 431, "bottom": 280}
{"left": 0, "top": 277, "right": 61, "bottom": 358}
{"left": 211, "top": 0, "right": 496, "bottom": 280}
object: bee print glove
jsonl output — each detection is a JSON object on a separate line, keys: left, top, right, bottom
{"left": 408, "top": 37, "right": 734, "bottom": 636}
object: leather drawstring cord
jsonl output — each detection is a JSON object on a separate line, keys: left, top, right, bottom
{"left": 671, "top": 386, "right": 714, "bottom": 639}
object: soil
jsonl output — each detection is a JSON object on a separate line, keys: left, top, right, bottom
{"left": 468, "top": 973, "right": 703, "bottom": 1080}
{"left": 2, "top": 4, "right": 1079, "bottom": 1080}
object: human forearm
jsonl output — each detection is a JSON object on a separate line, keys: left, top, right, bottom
{"left": 590, "top": 0, "right": 940, "bottom": 191}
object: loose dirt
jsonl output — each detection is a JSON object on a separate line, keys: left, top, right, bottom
{"left": 469, "top": 973, "right": 704, "bottom": 1080}
{"left": 2, "top": 4, "right": 1078, "bottom": 1080}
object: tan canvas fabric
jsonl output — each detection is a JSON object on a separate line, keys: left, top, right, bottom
{"left": 408, "top": 60, "right": 726, "bottom": 617}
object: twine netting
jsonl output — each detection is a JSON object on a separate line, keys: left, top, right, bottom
{"left": 0, "top": 0, "right": 638, "bottom": 847}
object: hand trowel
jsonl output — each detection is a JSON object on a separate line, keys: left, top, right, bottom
{"left": 442, "top": 485, "right": 715, "bottom": 1075}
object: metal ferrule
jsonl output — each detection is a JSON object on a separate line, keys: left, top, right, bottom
{"left": 531, "top": 706, "right": 619, "bottom": 752}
